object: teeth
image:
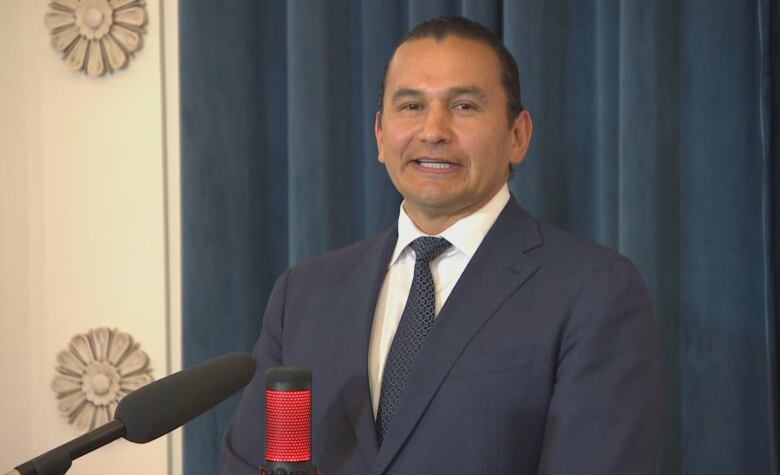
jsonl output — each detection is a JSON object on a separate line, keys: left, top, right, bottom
{"left": 418, "top": 161, "right": 452, "bottom": 169}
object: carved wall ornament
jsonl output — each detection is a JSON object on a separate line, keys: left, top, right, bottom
{"left": 51, "top": 327, "right": 154, "bottom": 432}
{"left": 44, "top": 0, "right": 148, "bottom": 77}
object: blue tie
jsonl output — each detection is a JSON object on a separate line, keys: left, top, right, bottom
{"left": 376, "top": 236, "right": 452, "bottom": 445}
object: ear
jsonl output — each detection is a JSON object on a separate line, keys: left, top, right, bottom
{"left": 509, "top": 110, "right": 533, "bottom": 166}
{"left": 375, "top": 111, "right": 385, "bottom": 163}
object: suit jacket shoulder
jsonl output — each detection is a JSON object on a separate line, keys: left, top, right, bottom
{"left": 287, "top": 227, "right": 396, "bottom": 285}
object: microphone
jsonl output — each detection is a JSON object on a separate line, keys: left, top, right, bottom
{"left": 9, "top": 353, "right": 256, "bottom": 475}
{"left": 261, "top": 367, "right": 318, "bottom": 475}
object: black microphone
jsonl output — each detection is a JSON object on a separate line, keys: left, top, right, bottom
{"left": 261, "top": 367, "right": 318, "bottom": 475}
{"left": 8, "top": 353, "right": 256, "bottom": 475}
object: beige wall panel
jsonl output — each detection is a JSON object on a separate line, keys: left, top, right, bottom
{"left": 0, "top": 1, "right": 178, "bottom": 473}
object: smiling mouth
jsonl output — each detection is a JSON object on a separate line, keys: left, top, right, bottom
{"left": 414, "top": 159, "right": 456, "bottom": 169}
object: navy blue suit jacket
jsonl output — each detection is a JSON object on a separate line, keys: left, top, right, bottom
{"left": 220, "top": 198, "right": 663, "bottom": 474}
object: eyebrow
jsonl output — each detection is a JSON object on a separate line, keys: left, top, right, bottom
{"left": 390, "top": 85, "right": 489, "bottom": 105}
{"left": 391, "top": 88, "right": 424, "bottom": 104}
{"left": 448, "top": 86, "right": 488, "bottom": 103}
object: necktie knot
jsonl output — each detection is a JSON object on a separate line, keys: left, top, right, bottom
{"left": 409, "top": 237, "right": 451, "bottom": 264}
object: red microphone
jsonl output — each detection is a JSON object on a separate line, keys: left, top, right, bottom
{"left": 261, "top": 367, "right": 319, "bottom": 475}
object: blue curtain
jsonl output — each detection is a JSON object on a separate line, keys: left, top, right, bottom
{"left": 179, "top": 1, "right": 779, "bottom": 473}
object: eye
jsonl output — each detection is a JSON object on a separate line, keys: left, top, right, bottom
{"left": 453, "top": 102, "right": 477, "bottom": 111}
{"left": 400, "top": 103, "right": 423, "bottom": 111}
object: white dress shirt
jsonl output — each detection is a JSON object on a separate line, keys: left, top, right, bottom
{"left": 368, "top": 184, "right": 511, "bottom": 416}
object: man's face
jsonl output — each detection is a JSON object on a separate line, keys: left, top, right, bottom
{"left": 376, "top": 36, "right": 532, "bottom": 232}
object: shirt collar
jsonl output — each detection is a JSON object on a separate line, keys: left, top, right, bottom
{"left": 388, "top": 184, "right": 511, "bottom": 267}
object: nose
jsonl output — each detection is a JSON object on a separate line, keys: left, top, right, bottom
{"left": 419, "top": 103, "right": 453, "bottom": 145}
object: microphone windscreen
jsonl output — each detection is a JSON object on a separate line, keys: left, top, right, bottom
{"left": 265, "top": 367, "right": 312, "bottom": 463}
{"left": 115, "top": 353, "right": 256, "bottom": 443}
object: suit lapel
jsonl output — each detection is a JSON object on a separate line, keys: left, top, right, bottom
{"left": 370, "top": 199, "right": 543, "bottom": 475}
{"left": 331, "top": 226, "right": 397, "bottom": 468}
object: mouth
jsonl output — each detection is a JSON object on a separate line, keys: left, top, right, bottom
{"left": 411, "top": 158, "right": 459, "bottom": 171}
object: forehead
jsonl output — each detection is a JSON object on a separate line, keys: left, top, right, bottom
{"left": 385, "top": 36, "right": 504, "bottom": 93}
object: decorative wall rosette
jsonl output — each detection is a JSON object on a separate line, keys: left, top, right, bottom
{"left": 51, "top": 328, "right": 154, "bottom": 432}
{"left": 44, "top": 0, "right": 148, "bottom": 77}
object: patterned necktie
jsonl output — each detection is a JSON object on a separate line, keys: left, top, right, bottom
{"left": 376, "top": 236, "right": 452, "bottom": 445}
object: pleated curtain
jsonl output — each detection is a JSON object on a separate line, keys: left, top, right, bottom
{"left": 180, "top": 1, "right": 780, "bottom": 473}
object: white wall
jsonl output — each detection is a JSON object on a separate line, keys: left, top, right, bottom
{"left": 0, "top": 1, "right": 180, "bottom": 473}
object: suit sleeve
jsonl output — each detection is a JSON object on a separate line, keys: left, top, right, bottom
{"left": 219, "top": 269, "right": 290, "bottom": 475}
{"left": 537, "top": 257, "right": 663, "bottom": 475}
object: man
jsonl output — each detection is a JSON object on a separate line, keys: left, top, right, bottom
{"left": 221, "top": 16, "right": 662, "bottom": 475}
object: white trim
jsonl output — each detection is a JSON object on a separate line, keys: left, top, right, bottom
{"left": 159, "top": 0, "right": 183, "bottom": 474}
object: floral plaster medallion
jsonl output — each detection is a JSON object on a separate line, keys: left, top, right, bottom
{"left": 51, "top": 328, "right": 154, "bottom": 432}
{"left": 44, "top": 0, "right": 148, "bottom": 76}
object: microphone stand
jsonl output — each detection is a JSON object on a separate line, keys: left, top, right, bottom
{"left": 7, "top": 354, "right": 255, "bottom": 474}
{"left": 10, "top": 420, "right": 126, "bottom": 475}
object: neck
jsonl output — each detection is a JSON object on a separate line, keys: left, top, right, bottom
{"left": 402, "top": 184, "right": 507, "bottom": 235}
{"left": 403, "top": 199, "right": 488, "bottom": 235}
{"left": 403, "top": 210, "right": 462, "bottom": 235}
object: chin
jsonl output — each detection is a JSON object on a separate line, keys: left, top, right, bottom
{"left": 409, "top": 189, "right": 454, "bottom": 206}
{"left": 410, "top": 195, "right": 469, "bottom": 217}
